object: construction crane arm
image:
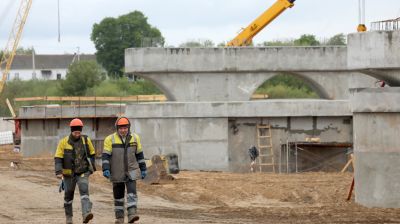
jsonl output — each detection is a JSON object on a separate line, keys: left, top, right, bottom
{"left": 227, "top": 0, "right": 295, "bottom": 47}
{"left": 0, "top": 0, "right": 33, "bottom": 93}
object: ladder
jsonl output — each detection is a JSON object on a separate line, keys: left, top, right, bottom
{"left": 256, "top": 124, "right": 275, "bottom": 172}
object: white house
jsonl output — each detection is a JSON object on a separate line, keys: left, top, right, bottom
{"left": 7, "top": 54, "right": 96, "bottom": 81}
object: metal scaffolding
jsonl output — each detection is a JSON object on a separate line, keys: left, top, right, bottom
{"left": 279, "top": 141, "right": 352, "bottom": 173}
{"left": 371, "top": 17, "right": 400, "bottom": 31}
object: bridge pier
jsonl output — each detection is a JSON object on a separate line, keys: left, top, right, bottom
{"left": 351, "top": 87, "right": 400, "bottom": 208}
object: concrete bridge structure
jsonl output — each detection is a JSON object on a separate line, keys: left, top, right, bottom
{"left": 126, "top": 31, "right": 400, "bottom": 101}
{"left": 123, "top": 30, "right": 400, "bottom": 208}
{"left": 18, "top": 31, "right": 400, "bottom": 208}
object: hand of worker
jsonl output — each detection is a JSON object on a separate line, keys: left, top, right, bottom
{"left": 56, "top": 173, "right": 63, "bottom": 179}
{"left": 103, "top": 170, "right": 111, "bottom": 179}
{"left": 141, "top": 170, "right": 147, "bottom": 179}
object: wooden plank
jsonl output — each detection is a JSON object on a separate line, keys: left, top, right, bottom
{"left": 15, "top": 94, "right": 265, "bottom": 102}
{"left": 6, "top": 98, "right": 16, "bottom": 117}
{"left": 14, "top": 95, "right": 167, "bottom": 102}
{"left": 14, "top": 96, "right": 45, "bottom": 101}
{"left": 347, "top": 177, "right": 355, "bottom": 201}
{"left": 251, "top": 94, "right": 269, "bottom": 99}
{"left": 341, "top": 158, "right": 353, "bottom": 173}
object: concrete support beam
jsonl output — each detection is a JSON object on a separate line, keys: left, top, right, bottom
{"left": 351, "top": 87, "right": 400, "bottom": 208}
{"left": 127, "top": 33, "right": 400, "bottom": 102}
{"left": 124, "top": 100, "right": 351, "bottom": 118}
{"left": 126, "top": 47, "right": 347, "bottom": 73}
{"left": 126, "top": 47, "right": 354, "bottom": 101}
{"left": 18, "top": 105, "right": 125, "bottom": 119}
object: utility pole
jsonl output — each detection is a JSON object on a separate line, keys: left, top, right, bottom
{"left": 32, "top": 47, "right": 36, "bottom": 79}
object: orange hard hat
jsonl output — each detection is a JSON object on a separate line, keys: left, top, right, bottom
{"left": 70, "top": 118, "right": 83, "bottom": 127}
{"left": 116, "top": 117, "right": 130, "bottom": 126}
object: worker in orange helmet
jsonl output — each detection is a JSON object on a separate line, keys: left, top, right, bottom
{"left": 102, "top": 117, "right": 146, "bottom": 223}
{"left": 54, "top": 118, "right": 96, "bottom": 224}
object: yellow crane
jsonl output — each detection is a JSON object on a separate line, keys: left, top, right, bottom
{"left": 227, "top": 0, "right": 295, "bottom": 46}
{"left": 0, "top": 0, "right": 33, "bottom": 94}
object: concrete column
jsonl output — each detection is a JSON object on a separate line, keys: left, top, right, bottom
{"left": 350, "top": 87, "right": 400, "bottom": 208}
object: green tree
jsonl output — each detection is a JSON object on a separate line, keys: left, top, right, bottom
{"left": 91, "top": 11, "right": 164, "bottom": 78}
{"left": 255, "top": 74, "right": 319, "bottom": 99}
{"left": 326, "top": 33, "right": 346, "bottom": 45}
{"left": 0, "top": 79, "right": 62, "bottom": 116}
{"left": 258, "top": 39, "right": 294, "bottom": 46}
{"left": 60, "top": 60, "right": 105, "bottom": 96}
{"left": 0, "top": 47, "right": 35, "bottom": 59}
{"left": 294, "top": 34, "right": 320, "bottom": 46}
{"left": 16, "top": 46, "right": 35, "bottom": 55}
{"left": 217, "top": 42, "right": 226, "bottom": 47}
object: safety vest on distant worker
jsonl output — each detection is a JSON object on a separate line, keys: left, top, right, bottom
{"left": 54, "top": 135, "right": 96, "bottom": 176}
{"left": 102, "top": 132, "right": 145, "bottom": 182}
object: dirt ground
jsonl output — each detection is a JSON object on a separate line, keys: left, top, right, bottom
{"left": 1, "top": 146, "right": 400, "bottom": 224}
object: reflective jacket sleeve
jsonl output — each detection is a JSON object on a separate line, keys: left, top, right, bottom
{"left": 86, "top": 137, "right": 96, "bottom": 156}
{"left": 102, "top": 135, "right": 112, "bottom": 171}
{"left": 134, "top": 134, "right": 146, "bottom": 171}
{"left": 54, "top": 138, "right": 66, "bottom": 175}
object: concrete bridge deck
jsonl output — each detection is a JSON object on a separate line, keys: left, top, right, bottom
{"left": 126, "top": 31, "right": 400, "bottom": 101}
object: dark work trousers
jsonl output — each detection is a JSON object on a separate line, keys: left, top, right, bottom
{"left": 113, "top": 180, "right": 138, "bottom": 219}
{"left": 63, "top": 172, "right": 92, "bottom": 218}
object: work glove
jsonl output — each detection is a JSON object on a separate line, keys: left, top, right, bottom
{"left": 141, "top": 170, "right": 147, "bottom": 179}
{"left": 56, "top": 173, "right": 63, "bottom": 179}
{"left": 59, "top": 179, "right": 65, "bottom": 193}
{"left": 103, "top": 170, "right": 111, "bottom": 179}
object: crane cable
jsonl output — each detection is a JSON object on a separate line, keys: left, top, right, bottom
{"left": 358, "top": 0, "right": 365, "bottom": 25}
{"left": 58, "top": 0, "right": 61, "bottom": 42}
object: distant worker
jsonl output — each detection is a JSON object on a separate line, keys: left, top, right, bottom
{"left": 375, "top": 80, "right": 386, "bottom": 88}
{"left": 54, "top": 118, "right": 96, "bottom": 224}
{"left": 102, "top": 117, "right": 147, "bottom": 223}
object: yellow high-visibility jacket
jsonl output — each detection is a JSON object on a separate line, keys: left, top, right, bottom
{"left": 54, "top": 135, "right": 96, "bottom": 176}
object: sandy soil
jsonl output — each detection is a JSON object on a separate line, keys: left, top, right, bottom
{"left": 1, "top": 147, "right": 400, "bottom": 224}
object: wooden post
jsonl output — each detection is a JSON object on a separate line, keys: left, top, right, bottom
{"left": 347, "top": 177, "right": 355, "bottom": 201}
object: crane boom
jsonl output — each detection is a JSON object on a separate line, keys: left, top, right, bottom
{"left": 227, "top": 0, "right": 295, "bottom": 46}
{"left": 0, "top": 0, "right": 33, "bottom": 93}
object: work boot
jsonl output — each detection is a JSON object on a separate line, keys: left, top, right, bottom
{"left": 66, "top": 216, "right": 73, "bottom": 224}
{"left": 127, "top": 207, "right": 138, "bottom": 223}
{"left": 128, "top": 214, "right": 140, "bottom": 223}
{"left": 82, "top": 212, "right": 93, "bottom": 223}
{"left": 115, "top": 217, "right": 124, "bottom": 223}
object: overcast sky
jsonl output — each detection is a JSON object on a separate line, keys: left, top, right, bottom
{"left": 0, "top": 0, "right": 399, "bottom": 54}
